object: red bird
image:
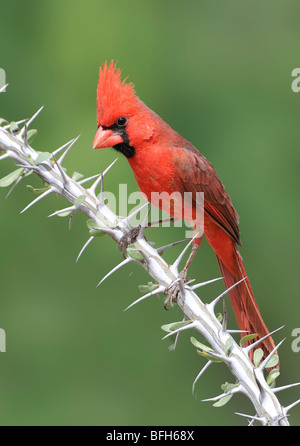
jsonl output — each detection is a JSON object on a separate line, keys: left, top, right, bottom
{"left": 93, "top": 61, "right": 277, "bottom": 362}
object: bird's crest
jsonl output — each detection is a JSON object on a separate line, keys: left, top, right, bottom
{"left": 96, "top": 61, "right": 140, "bottom": 127}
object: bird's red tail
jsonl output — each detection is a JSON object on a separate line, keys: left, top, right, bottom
{"left": 216, "top": 246, "right": 278, "bottom": 367}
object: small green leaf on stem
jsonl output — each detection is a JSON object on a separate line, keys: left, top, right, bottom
{"left": 239, "top": 333, "right": 258, "bottom": 347}
{"left": 0, "top": 168, "right": 24, "bottom": 187}
{"left": 10, "top": 121, "right": 18, "bottom": 133}
{"left": 161, "top": 320, "right": 192, "bottom": 333}
{"left": 27, "top": 129, "right": 38, "bottom": 144}
{"left": 35, "top": 152, "right": 52, "bottom": 164}
{"left": 253, "top": 348, "right": 264, "bottom": 367}
{"left": 267, "top": 369, "right": 280, "bottom": 387}
{"left": 72, "top": 171, "right": 84, "bottom": 181}
{"left": 213, "top": 394, "right": 233, "bottom": 407}
{"left": 264, "top": 354, "right": 279, "bottom": 370}
{"left": 0, "top": 118, "right": 8, "bottom": 126}
{"left": 224, "top": 338, "right": 233, "bottom": 356}
{"left": 138, "top": 282, "right": 159, "bottom": 294}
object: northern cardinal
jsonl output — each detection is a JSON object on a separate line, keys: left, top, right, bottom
{"left": 93, "top": 61, "right": 277, "bottom": 363}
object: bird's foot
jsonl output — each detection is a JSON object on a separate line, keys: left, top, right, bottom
{"left": 118, "top": 225, "right": 142, "bottom": 258}
{"left": 164, "top": 270, "right": 189, "bottom": 310}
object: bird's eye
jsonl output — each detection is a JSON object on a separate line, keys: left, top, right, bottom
{"left": 116, "top": 117, "right": 127, "bottom": 127}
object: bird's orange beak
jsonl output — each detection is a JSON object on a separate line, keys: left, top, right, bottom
{"left": 93, "top": 126, "right": 123, "bottom": 149}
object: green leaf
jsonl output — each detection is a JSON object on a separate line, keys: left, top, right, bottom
{"left": 0, "top": 118, "right": 8, "bottom": 126}
{"left": 216, "top": 313, "right": 223, "bottom": 323}
{"left": 253, "top": 348, "right": 264, "bottom": 367}
{"left": 74, "top": 195, "right": 85, "bottom": 206}
{"left": 221, "top": 382, "right": 238, "bottom": 393}
{"left": 239, "top": 333, "right": 258, "bottom": 347}
{"left": 26, "top": 185, "right": 50, "bottom": 194}
{"left": 266, "top": 369, "right": 280, "bottom": 386}
{"left": 27, "top": 129, "right": 38, "bottom": 144}
{"left": 264, "top": 354, "right": 279, "bottom": 369}
{"left": 198, "top": 351, "right": 223, "bottom": 363}
{"left": 138, "top": 282, "right": 159, "bottom": 294}
{"left": 190, "top": 336, "right": 213, "bottom": 352}
{"left": 10, "top": 121, "right": 18, "bottom": 133}
{"left": 161, "top": 320, "right": 192, "bottom": 333}
{"left": 35, "top": 152, "right": 52, "bottom": 164}
{"left": 57, "top": 211, "right": 72, "bottom": 217}
{"left": 126, "top": 247, "right": 144, "bottom": 262}
{"left": 86, "top": 220, "right": 108, "bottom": 237}
{"left": 72, "top": 171, "right": 84, "bottom": 181}
{"left": 224, "top": 338, "right": 233, "bottom": 356}
{"left": 88, "top": 228, "right": 107, "bottom": 237}
{"left": 190, "top": 337, "right": 223, "bottom": 363}
{"left": 0, "top": 168, "right": 24, "bottom": 187}
{"left": 213, "top": 394, "right": 233, "bottom": 407}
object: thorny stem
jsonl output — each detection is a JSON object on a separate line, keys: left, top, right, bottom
{"left": 0, "top": 114, "right": 297, "bottom": 426}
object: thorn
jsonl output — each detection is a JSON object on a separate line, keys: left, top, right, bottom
{"left": 3, "top": 119, "right": 26, "bottom": 130}
{"left": 207, "top": 277, "right": 247, "bottom": 313}
{"left": 20, "top": 188, "right": 52, "bottom": 213}
{"left": 57, "top": 135, "right": 80, "bottom": 165}
{"left": 244, "top": 326, "right": 285, "bottom": 353}
{"left": 88, "top": 171, "right": 104, "bottom": 195}
{"left": 76, "top": 236, "right": 95, "bottom": 262}
{"left": 273, "top": 382, "right": 300, "bottom": 394}
{"left": 89, "top": 226, "right": 114, "bottom": 236}
{"left": 102, "top": 157, "right": 118, "bottom": 177}
{"left": 190, "top": 277, "right": 223, "bottom": 291}
{"left": 202, "top": 349, "right": 230, "bottom": 363}
{"left": 68, "top": 209, "right": 77, "bottom": 230}
{"left": 202, "top": 385, "right": 241, "bottom": 402}
{"left": 99, "top": 159, "right": 118, "bottom": 205}
{"left": 192, "top": 361, "right": 212, "bottom": 395}
{"left": 99, "top": 170, "right": 105, "bottom": 206}
{"left": 221, "top": 300, "right": 227, "bottom": 332}
{"left": 235, "top": 412, "right": 262, "bottom": 422}
{"left": 161, "top": 321, "right": 196, "bottom": 340}
{"left": 126, "top": 202, "right": 150, "bottom": 225}
{"left": 156, "top": 239, "right": 188, "bottom": 255}
{"left": 78, "top": 172, "right": 102, "bottom": 186}
{"left": 5, "top": 175, "right": 23, "bottom": 198}
{"left": 0, "top": 153, "right": 9, "bottom": 161}
{"left": 284, "top": 398, "right": 300, "bottom": 415}
{"left": 19, "top": 106, "right": 44, "bottom": 136}
{"left": 0, "top": 83, "right": 8, "bottom": 93}
{"left": 147, "top": 217, "right": 174, "bottom": 227}
{"left": 172, "top": 233, "right": 199, "bottom": 271}
{"left": 48, "top": 205, "right": 76, "bottom": 217}
{"left": 171, "top": 319, "right": 184, "bottom": 351}
{"left": 52, "top": 154, "right": 68, "bottom": 185}
{"left": 78, "top": 158, "right": 119, "bottom": 187}
{"left": 258, "top": 338, "right": 285, "bottom": 371}
{"left": 137, "top": 205, "right": 151, "bottom": 240}
{"left": 52, "top": 137, "right": 79, "bottom": 158}
{"left": 22, "top": 120, "right": 28, "bottom": 146}
{"left": 124, "top": 285, "right": 165, "bottom": 312}
{"left": 97, "top": 257, "right": 132, "bottom": 286}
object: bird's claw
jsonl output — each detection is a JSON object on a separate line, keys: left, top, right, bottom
{"left": 118, "top": 225, "right": 142, "bottom": 258}
{"left": 164, "top": 271, "right": 188, "bottom": 309}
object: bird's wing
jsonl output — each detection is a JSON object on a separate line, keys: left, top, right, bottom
{"left": 172, "top": 146, "right": 241, "bottom": 245}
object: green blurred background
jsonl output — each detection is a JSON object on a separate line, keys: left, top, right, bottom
{"left": 0, "top": 0, "right": 299, "bottom": 426}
